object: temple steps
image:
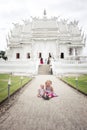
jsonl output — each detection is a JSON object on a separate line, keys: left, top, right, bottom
{"left": 38, "top": 64, "right": 52, "bottom": 75}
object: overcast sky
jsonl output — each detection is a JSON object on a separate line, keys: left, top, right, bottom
{"left": 0, "top": 0, "right": 87, "bottom": 55}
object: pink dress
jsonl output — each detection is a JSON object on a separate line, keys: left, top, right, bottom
{"left": 45, "top": 87, "right": 58, "bottom": 98}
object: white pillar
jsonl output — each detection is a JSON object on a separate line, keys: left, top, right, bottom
{"left": 57, "top": 43, "right": 60, "bottom": 59}
{"left": 73, "top": 48, "right": 76, "bottom": 56}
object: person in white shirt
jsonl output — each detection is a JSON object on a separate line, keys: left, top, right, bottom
{"left": 37, "top": 84, "right": 45, "bottom": 97}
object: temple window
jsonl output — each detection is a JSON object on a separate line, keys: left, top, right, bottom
{"left": 39, "top": 52, "right": 42, "bottom": 58}
{"left": 75, "top": 48, "right": 78, "bottom": 55}
{"left": 16, "top": 53, "right": 20, "bottom": 59}
{"left": 60, "top": 52, "right": 64, "bottom": 59}
{"left": 49, "top": 53, "right": 51, "bottom": 58}
{"left": 27, "top": 53, "right": 30, "bottom": 59}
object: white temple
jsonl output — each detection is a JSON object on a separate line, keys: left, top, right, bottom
{"left": 0, "top": 10, "right": 87, "bottom": 75}
{"left": 7, "top": 10, "right": 85, "bottom": 62}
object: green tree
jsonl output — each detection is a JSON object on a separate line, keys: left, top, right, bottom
{"left": 0, "top": 51, "right": 7, "bottom": 60}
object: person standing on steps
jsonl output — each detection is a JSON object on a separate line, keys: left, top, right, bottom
{"left": 47, "top": 57, "right": 50, "bottom": 64}
{"left": 40, "top": 57, "right": 43, "bottom": 64}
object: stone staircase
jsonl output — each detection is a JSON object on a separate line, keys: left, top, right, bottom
{"left": 38, "top": 65, "right": 52, "bottom": 75}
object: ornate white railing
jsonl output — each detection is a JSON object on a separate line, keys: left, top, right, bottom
{"left": 52, "top": 61, "right": 87, "bottom": 75}
{"left": 0, "top": 60, "right": 39, "bottom": 75}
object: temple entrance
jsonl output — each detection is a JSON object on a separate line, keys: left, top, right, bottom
{"left": 37, "top": 50, "right": 55, "bottom": 64}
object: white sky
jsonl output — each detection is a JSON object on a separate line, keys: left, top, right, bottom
{"left": 0, "top": 0, "right": 87, "bottom": 55}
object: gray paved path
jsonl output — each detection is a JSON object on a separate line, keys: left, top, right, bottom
{"left": 0, "top": 75, "right": 87, "bottom": 130}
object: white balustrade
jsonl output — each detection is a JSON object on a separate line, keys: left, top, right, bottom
{"left": 0, "top": 60, "right": 39, "bottom": 75}
{"left": 52, "top": 61, "right": 87, "bottom": 75}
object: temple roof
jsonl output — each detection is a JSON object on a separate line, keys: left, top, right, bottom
{"left": 7, "top": 13, "right": 85, "bottom": 47}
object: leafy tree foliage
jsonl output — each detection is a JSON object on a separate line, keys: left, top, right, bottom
{"left": 0, "top": 51, "right": 7, "bottom": 60}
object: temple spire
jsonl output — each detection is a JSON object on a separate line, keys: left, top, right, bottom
{"left": 44, "top": 9, "right": 46, "bottom": 15}
{"left": 43, "top": 9, "right": 47, "bottom": 18}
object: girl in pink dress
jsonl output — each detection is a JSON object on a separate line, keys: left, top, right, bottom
{"left": 44, "top": 80, "right": 58, "bottom": 99}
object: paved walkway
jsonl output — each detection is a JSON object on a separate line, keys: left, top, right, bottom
{"left": 0, "top": 75, "right": 87, "bottom": 130}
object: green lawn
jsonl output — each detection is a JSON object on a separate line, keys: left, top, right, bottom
{"left": 61, "top": 75, "right": 87, "bottom": 95}
{"left": 0, "top": 74, "right": 31, "bottom": 102}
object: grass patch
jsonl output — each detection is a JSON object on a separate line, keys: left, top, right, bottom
{"left": 0, "top": 74, "right": 31, "bottom": 102}
{"left": 61, "top": 75, "right": 87, "bottom": 95}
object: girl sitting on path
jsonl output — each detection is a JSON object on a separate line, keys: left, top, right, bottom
{"left": 45, "top": 80, "right": 54, "bottom": 98}
{"left": 37, "top": 80, "right": 58, "bottom": 100}
{"left": 43, "top": 80, "right": 58, "bottom": 100}
{"left": 37, "top": 84, "right": 45, "bottom": 97}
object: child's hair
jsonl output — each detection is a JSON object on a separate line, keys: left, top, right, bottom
{"left": 40, "top": 84, "right": 44, "bottom": 89}
{"left": 45, "top": 80, "right": 52, "bottom": 85}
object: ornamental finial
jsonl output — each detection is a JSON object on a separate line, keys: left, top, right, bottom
{"left": 44, "top": 9, "right": 46, "bottom": 16}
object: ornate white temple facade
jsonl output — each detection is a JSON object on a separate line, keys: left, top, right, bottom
{"left": 7, "top": 11, "right": 85, "bottom": 62}
{"left": 0, "top": 10, "right": 87, "bottom": 75}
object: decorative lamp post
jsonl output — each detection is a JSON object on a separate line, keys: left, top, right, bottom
{"left": 8, "top": 78, "right": 11, "bottom": 99}
{"left": 20, "top": 76, "right": 23, "bottom": 87}
{"left": 75, "top": 60, "right": 79, "bottom": 90}
{"left": 75, "top": 75, "right": 78, "bottom": 90}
